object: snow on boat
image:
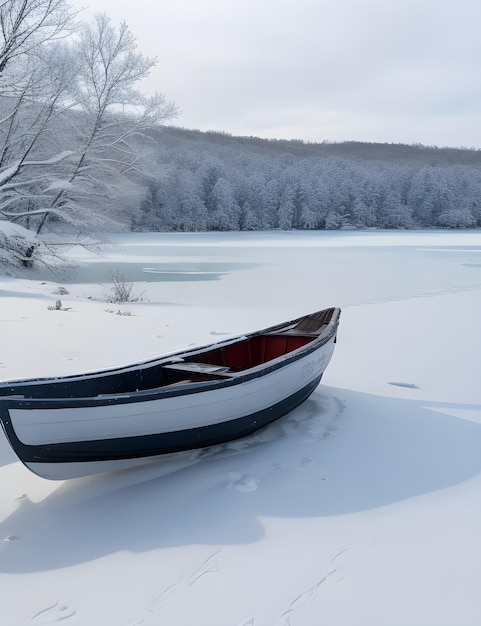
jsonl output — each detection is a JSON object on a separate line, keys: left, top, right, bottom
{"left": 0, "top": 307, "right": 340, "bottom": 480}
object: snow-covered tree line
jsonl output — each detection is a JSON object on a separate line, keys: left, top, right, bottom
{"left": 0, "top": 0, "right": 177, "bottom": 268}
{"left": 1, "top": 1, "right": 479, "bottom": 271}
{"left": 132, "top": 132, "right": 481, "bottom": 232}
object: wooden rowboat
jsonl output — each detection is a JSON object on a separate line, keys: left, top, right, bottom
{"left": 0, "top": 307, "right": 340, "bottom": 480}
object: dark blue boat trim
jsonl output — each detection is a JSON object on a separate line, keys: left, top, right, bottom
{"left": 0, "top": 336, "right": 336, "bottom": 409}
{"left": 0, "top": 377, "right": 321, "bottom": 466}
{"left": 0, "top": 309, "right": 340, "bottom": 405}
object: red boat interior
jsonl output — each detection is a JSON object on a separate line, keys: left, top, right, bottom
{"left": 177, "top": 309, "right": 333, "bottom": 372}
{"left": 183, "top": 333, "right": 315, "bottom": 371}
{"left": 0, "top": 310, "right": 335, "bottom": 398}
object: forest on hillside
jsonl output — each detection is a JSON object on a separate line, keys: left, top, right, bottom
{"left": 133, "top": 128, "right": 481, "bottom": 231}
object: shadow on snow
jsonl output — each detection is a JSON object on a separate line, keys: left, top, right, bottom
{"left": 1, "top": 385, "right": 481, "bottom": 572}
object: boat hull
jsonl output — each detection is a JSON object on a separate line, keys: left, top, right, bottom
{"left": 0, "top": 308, "right": 340, "bottom": 479}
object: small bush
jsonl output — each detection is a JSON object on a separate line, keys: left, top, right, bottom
{"left": 107, "top": 271, "right": 142, "bottom": 304}
{"left": 47, "top": 299, "right": 71, "bottom": 311}
{"left": 104, "top": 308, "right": 132, "bottom": 316}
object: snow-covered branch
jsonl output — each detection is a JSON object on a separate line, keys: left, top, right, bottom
{"left": 0, "top": 0, "right": 78, "bottom": 74}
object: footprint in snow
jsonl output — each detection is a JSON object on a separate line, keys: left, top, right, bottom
{"left": 271, "top": 457, "right": 313, "bottom": 472}
{"left": 29, "top": 601, "right": 76, "bottom": 623}
{"left": 145, "top": 551, "right": 221, "bottom": 616}
{"left": 188, "top": 551, "right": 221, "bottom": 585}
{"left": 227, "top": 472, "right": 259, "bottom": 492}
{"left": 291, "top": 456, "right": 312, "bottom": 470}
{"left": 277, "top": 570, "right": 338, "bottom": 625}
{"left": 147, "top": 578, "right": 184, "bottom": 612}
{"left": 388, "top": 381, "right": 420, "bottom": 389}
{"left": 321, "top": 424, "right": 338, "bottom": 440}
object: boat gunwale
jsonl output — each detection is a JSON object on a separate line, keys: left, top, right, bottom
{"left": 0, "top": 308, "right": 340, "bottom": 409}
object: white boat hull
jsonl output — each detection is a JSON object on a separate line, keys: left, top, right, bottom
{"left": 0, "top": 308, "right": 340, "bottom": 479}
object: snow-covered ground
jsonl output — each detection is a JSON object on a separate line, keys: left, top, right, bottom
{"left": 1, "top": 230, "right": 480, "bottom": 626}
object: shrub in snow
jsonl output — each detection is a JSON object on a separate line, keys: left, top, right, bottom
{"left": 107, "top": 271, "right": 142, "bottom": 304}
{"left": 47, "top": 299, "right": 71, "bottom": 311}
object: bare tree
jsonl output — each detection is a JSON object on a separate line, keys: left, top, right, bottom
{"left": 0, "top": 42, "right": 80, "bottom": 224}
{"left": 0, "top": 0, "right": 79, "bottom": 267}
{"left": 36, "top": 13, "right": 178, "bottom": 233}
{"left": 0, "top": 0, "right": 75, "bottom": 74}
{"left": 0, "top": 8, "right": 178, "bottom": 268}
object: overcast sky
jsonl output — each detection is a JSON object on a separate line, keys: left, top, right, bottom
{"left": 70, "top": 0, "right": 481, "bottom": 149}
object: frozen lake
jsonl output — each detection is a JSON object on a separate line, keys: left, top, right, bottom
{"left": 42, "top": 229, "right": 481, "bottom": 310}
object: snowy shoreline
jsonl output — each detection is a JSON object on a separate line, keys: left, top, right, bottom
{"left": 1, "top": 230, "right": 480, "bottom": 625}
